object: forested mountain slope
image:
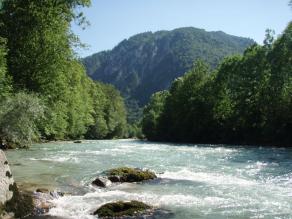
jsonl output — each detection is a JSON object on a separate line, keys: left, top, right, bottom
{"left": 83, "top": 27, "right": 254, "bottom": 105}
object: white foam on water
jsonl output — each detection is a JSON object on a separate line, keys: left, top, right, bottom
{"left": 29, "top": 156, "right": 79, "bottom": 163}
{"left": 160, "top": 168, "right": 256, "bottom": 186}
{"left": 48, "top": 189, "right": 232, "bottom": 219}
{"left": 99, "top": 148, "right": 135, "bottom": 155}
{"left": 49, "top": 195, "right": 96, "bottom": 219}
{"left": 116, "top": 145, "right": 134, "bottom": 149}
{"left": 243, "top": 161, "right": 278, "bottom": 176}
{"left": 49, "top": 186, "right": 292, "bottom": 218}
{"left": 8, "top": 140, "right": 292, "bottom": 218}
{"left": 134, "top": 145, "right": 169, "bottom": 152}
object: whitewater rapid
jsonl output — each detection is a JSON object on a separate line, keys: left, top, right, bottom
{"left": 6, "top": 140, "right": 292, "bottom": 219}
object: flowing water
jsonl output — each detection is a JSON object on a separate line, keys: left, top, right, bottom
{"left": 5, "top": 140, "right": 292, "bottom": 219}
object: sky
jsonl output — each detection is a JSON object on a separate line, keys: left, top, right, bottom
{"left": 72, "top": 0, "right": 292, "bottom": 57}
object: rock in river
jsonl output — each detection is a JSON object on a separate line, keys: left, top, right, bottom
{"left": 32, "top": 189, "right": 64, "bottom": 215}
{"left": 92, "top": 167, "right": 157, "bottom": 187}
{"left": 94, "top": 201, "right": 151, "bottom": 218}
{"left": 92, "top": 177, "right": 112, "bottom": 188}
{"left": 94, "top": 201, "right": 173, "bottom": 219}
{"left": 1, "top": 150, "right": 34, "bottom": 218}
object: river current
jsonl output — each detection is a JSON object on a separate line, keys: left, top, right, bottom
{"left": 6, "top": 140, "right": 292, "bottom": 219}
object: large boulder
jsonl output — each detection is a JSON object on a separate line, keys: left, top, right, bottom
{"left": 0, "top": 150, "right": 34, "bottom": 218}
{"left": 0, "top": 150, "right": 15, "bottom": 218}
{"left": 0, "top": 151, "right": 14, "bottom": 205}
{"left": 105, "top": 167, "right": 157, "bottom": 183}
{"left": 92, "top": 167, "right": 157, "bottom": 188}
{"left": 4, "top": 183, "right": 34, "bottom": 218}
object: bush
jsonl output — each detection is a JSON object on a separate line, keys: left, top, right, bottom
{"left": 0, "top": 92, "right": 44, "bottom": 148}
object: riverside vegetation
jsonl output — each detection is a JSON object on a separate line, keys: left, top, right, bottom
{"left": 0, "top": 0, "right": 257, "bottom": 147}
{"left": 0, "top": 0, "right": 127, "bottom": 148}
{"left": 0, "top": 2, "right": 291, "bottom": 147}
{"left": 142, "top": 24, "right": 292, "bottom": 147}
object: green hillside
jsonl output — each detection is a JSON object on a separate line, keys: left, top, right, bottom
{"left": 83, "top": 27, "right": 255, "bottom": 106}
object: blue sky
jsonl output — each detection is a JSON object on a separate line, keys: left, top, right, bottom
{"left": 72, "top": 0, "right": 292, "bottom": 57}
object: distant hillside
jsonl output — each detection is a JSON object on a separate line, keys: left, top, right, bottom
{"left": 83, "top": 27, "right": 255, "bottom": 106}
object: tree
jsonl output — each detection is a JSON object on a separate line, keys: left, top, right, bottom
{"left": 157, "top": 61, "right": 213, "bottom": 142}
{"left": 214, "top": 44, "right": 271, "bottom": 144}
{"left": 102, "top": 85, "right": 128, "bottom": 139}
{"left": 265, "top": 22, "right": 292, "bottom": 145}
{"left": 86, "top": 82, "right": 127, "bottom": 139}
{"left": 0, "top": 0, "right": 94, "bottom": 139}
{"left": 142, "top": 91, "right": 169, "bottom": 140}
{"left": 86, "top": 82, "right": 109, "bottom": 139}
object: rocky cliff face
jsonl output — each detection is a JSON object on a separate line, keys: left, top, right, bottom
{"left": 0, "top": 150, "right": 14, "bottom": 217}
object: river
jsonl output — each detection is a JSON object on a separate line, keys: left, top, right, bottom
{"left": 5, "top": 140, "right": 292, "bottom": 219}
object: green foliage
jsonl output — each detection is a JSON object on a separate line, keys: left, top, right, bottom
{"left": 0, "top": 92, "right": 44, "bottom": 147}
{"left": 0, "top": 38, "right": 11, "bottom": 100}
{"left": 103, "top": 85, "right": 128, "bottom": 138}
{"left": 83, "top": 27, "right": 254, "bottom": 106}
{"left": 126, "top": 122, "right": 144, "bottom": 139}
{"left": 86, "top": 82, "right": 127, "bottom": 139}
{"left": 0, "top": 0, "right": 95, "bottom": 139}
{"left": 142, "top": 91, "right": 169, "bottom": 140}
{"left": 0, "top": 0, "right": 128, "bottom": 144}
{"left": 125, "top": 98, "right": 143, "bottom": 124}
{"left": 142, "top": 24, "right": 292, "bottom": 146}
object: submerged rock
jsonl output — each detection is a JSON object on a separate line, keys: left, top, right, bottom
{"left": 32, "top": 189, "right": 64, "bottom": 215}
{"left": 94, "top": 201, "right": 151, "bottom": 218}
{"left": 108, "top": 175, "right": 120, "bottom": 183}
{"left": 0, "top": 142, "right": 8, "bottom": 150}
{"left": 92, "top": 177, "right": 112, "bottom": 188}
{"left": 73, "top": 140, "right": 82, "bottom": 144}
{"left": 36, "top": 188, "right": 50, "bottom": 193}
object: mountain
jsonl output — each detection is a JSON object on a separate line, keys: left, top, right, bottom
{"left": 83, "top": 27, "right": 255, "bottom": 106}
